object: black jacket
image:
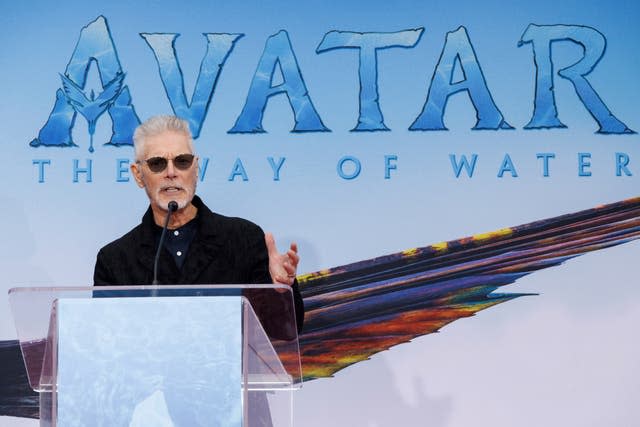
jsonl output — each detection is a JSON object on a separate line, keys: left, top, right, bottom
{"left": 94, "top": 195, "right": 304, "bottom": 335}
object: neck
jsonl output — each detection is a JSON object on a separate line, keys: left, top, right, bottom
{"left": 152, "top": 202, "right": 198, "bottom": 229}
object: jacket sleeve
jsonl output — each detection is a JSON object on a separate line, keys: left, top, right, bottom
{"left": 246, "top": 223, "right": 305, "bottom": 336}
{"left": 290, "top": 279, "right": 305, "bottom": 333}
{"left": 93, "top": 247, "right": 115, "bottom": 286}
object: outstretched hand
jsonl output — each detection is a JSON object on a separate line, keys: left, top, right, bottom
{"left": 265, "top": 232, "right": 299, "bottom": 286}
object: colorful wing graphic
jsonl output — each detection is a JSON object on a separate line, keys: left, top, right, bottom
{"left": 0, "top": 340, "right": 36, "bottom": 418}
{"left": 294, "top": 196, "right": 640, "bottom": 380}
{"left": 1, "top": 197, "right": 639, "bottom": 418}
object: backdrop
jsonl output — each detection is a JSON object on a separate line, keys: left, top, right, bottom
{"left": 1, "top": 1, "right": 638, "bottom": 426}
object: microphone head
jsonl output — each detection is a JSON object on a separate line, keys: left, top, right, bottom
{"left": 168, "top": 201, "right": 179, "bottom": 212}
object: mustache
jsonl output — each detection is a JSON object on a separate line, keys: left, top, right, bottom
{"left": 159, "top": 185, "right": 184, "bottom": 191}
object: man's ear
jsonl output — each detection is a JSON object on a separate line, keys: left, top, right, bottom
{"left": 131, "top": 162, "right": 145, "bottom": 188}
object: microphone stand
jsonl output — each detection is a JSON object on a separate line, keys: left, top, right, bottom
{"left": 152, "top": 201, "right": 179, "bottom": 289}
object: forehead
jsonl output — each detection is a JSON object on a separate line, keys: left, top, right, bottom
{"left": 142, "top": 130, "right": 192, "bottom": 158}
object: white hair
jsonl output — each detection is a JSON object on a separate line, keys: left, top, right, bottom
{"left": 133, "top": 115, "right": 194, "bottom": 160}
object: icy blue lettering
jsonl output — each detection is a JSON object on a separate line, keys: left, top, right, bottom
{"left": 536, "top": 152, "right": 555, "bottom": 177}
{"left": 33, "top": 159, "right": 51, "bottom": 183}
{"left": 31, "top": 16, "right": 139, "bottom": 149}
{"left": 73, "top": 159, "right": 93, "bottom": 183}
{"left": 384, "top": 155, "right": 398, "bottom": 179}
{"left": 449, "top": 154, "right": 478, "bottom": 178}
{"left": 116, "top": 159, "right": 129, "bottom": 182}
{"left": 497, "top": 154, "right": 518, "bottom": 178}
{"left": 199, "top": 157, "right": 210, "bottom": 182}
{"left": 141, "top": 33, "right": 243, "bottom": 138}
{"left": 267, "top": 157, "right": 286, "bottom": 181}
{"left": 337, "top": 156, "right": 361, "bottom": 180}
{"left": 518, "top": 24, "right": 633, "bottom": 134}
{"left": 411, "top": 27, "right": 511, "bottom": 131}
{"left": 230, "top": 31, "right": 328, "bottom": 133}
{"left": 317, "top": 29, "right": 423, "bottom": 131}
{"left": 578, "top": 152, "right": 592, "bottom": 176}
{"left": 228, "top": 158, "right": 249, "bottom": 181}
{"left": 615, "top": 153, "right": 631, "bottom": 176}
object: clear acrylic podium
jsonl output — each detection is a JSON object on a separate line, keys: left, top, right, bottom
{"left": 8, "top": 285, "right": 302, "bottom": 427}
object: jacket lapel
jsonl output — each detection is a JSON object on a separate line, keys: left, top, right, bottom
{"left": 181, "top": 196, "right": 225, "bottom": 284}
{"left": 136, "top": 207, "right": 164, "bottom": 284}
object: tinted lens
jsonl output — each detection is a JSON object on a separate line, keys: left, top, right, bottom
{"left": 146, "top": 157, "right": 168, "bottom": 173}
{"left": 173, "top": 154, "right": 195, "bottom": 170}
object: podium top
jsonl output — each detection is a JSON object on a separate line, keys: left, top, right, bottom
{"left": 9, "top": 284, "right": 302, "bottom": 390}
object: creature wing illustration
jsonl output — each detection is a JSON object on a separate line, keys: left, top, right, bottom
{"left": 291, "top": 196, "right": 640, "bottom": 380}
{"left": 1, "top": 197, "right": 639, "bottom": 419}
{"left": 60, "top": 72, "right": 125, "bottom": 153}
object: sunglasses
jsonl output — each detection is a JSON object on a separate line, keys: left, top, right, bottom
{"left": 139, "top": 154, "right": 196, "bottom": 173}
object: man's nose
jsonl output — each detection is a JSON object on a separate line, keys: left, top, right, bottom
{"left": 165, "top": 159, "right": 178, "bottom": 177}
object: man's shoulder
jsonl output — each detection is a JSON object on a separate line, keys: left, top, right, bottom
{"left": 97, "top": 222, "right": 146, "bottom": 257}
{"left": 205, "top": 210, "right": 264, "bottom": 236}
{"left": 194, "top": 195, "right": 264, "bottom": 236}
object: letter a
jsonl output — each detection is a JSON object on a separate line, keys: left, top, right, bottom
{"left": 30, "top": 16, "right": 139, "bottom": 149}
{"left": 410, "top": 27, "right": 512, "bottom": 131}
{"left": 230, "top": 30, "right": 328, "bottom": 133}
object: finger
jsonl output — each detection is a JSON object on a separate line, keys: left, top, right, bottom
{"left": 283, "top": 262, "right": 296, "bottom": 276}
{"left": 287, "top": 249, "right": 300, "bottom": 267}
{"left": 289, "top": 242, "right": 298, "bottom": 254}
{"left": 264, "top": 232, "right": 278, "bottom": 257}
{"left": 274, "top": 273, "right": 294, "bottom": 286}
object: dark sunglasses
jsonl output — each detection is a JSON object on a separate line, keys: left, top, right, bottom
{"left": 139, "top": 153, "right": 195, "bottom": 173}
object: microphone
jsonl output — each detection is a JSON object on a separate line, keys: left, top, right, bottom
{"left": 152, "top": 201, "right": 179, "bottom": 286}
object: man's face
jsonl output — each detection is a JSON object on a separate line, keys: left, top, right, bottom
{"left": 131, "top": 130, "right": 198, "bottom": 212}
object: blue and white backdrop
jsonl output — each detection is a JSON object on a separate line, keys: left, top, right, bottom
{"left": 1, "top": 0, "right": 638, "bottom": 426}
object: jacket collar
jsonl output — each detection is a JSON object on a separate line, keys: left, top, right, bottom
{"left": 139, "top": 195, "right": 215, "bottom": 237}
{"left": 136, "top": 195, "right": 223, "bottom": 283}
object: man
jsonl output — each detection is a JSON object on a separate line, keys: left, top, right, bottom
{"left": 94, "top": 115, "right": 304, "bottom": 331}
